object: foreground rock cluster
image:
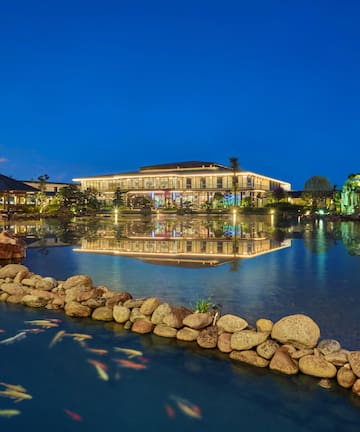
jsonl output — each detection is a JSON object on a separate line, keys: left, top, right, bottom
{"left": 1, "top": 263, "right": 360, "bottom": 398}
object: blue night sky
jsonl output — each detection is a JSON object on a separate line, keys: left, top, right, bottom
{"left": 0, "top": 0, "right": 359, "bottom": 190}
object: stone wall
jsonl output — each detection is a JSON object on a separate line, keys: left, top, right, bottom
{"left": 0, "top": 263, "right": 360, "bottom": 398}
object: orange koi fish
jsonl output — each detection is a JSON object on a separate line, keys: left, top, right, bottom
{"left": 112, "top": 359, "right": 147, "bottom": 370}
{"left": 86, "top": 348, "right": 108, "bottom": 356}
{"left": 165, "top": 403, "right": 176, "bottom": 418}
{"left": 64, "top": 408, "right": 82, "bottom": 421}
{"left": 24, "top": 320, "right": 58, "bottom": 328}
{"left": 49, "top": 330, "right": 66, "bottom": 348}
{"left": 87, "top": 359, "right": 108, "bottom": 371}
{"left": 169, "top": 395, "right": 202, "bottom": 419}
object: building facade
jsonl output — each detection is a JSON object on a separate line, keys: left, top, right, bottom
{"left": 73, "top": 161, "right": 291, "bottom": 210}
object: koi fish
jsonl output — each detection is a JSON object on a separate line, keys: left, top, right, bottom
{"left": 94, "top": 364, "right": 109, "bottom": 381}
{"left": 0, "top": 382, "right": 27, "bottom": 393}
{"left": 49, "top": 330, "right": 66, "bottom": 348}
{"left": 86, "top": 348, "right": 108, "bottom": 355}
{"left": 21, "top": 328, "right": 45, "bottom": 334}
{"left": 0, "top": 331, "right": 27, "bottom": 345}
{"left": 113, "top": 347, "right": 143, "bottom": 358}
{"left": 64, "top": 333, "right": 93, "bottom": 341}
{"left": 112, "top": 359, "right": 147, "bottom": 370}
{"left": 0, "top": 409, "right": 21, "bottom": 418}
{"left": 169, "top": 395, "right": 202, "bottom": 419}
{"left": 0, "top": 329, "right": 5, "bottom": 333}
{"left": 87, "top": 359, "right": 108, "bottom": 371}
{"left": 24, "top": 320, "right": 58, "bottom": 328}
{"left": 0, "top": 389, "right": 32, "bottom": 403}
{"left": 165, "top": 403, "right": 176, "bottom": 418}
{"left": 64, "top": 408, "right": 82, "bottom": 421}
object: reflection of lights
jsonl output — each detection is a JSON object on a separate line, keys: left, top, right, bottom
{"left": 114, "top": 208, "right": 118, "bottom": 225}
{"left": 269, "top": 209, "right": 275, "bottom": 215}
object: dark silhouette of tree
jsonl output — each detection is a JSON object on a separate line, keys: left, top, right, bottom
{"left": 303, "top": 176, "right": 332, "bottom": 211}
{"left": 229, "top": 157, "right": 240, "bottom": 206}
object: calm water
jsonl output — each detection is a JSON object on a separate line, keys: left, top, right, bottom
{"left": 1, "top": 215, "right": 360, "bottom": 431}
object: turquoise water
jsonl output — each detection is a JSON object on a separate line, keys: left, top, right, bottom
{"left": 1, "top": 216, "right": 360, "bottom": 430}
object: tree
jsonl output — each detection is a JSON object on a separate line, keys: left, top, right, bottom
{"left": 271, "top": 186, "right": 286, "bottom": 203}
{"left": 113, "top": 187, "right": 125, "bottom": 208}
{"left": 229, "top": 157, "right": 240, "bottom": 207}
{"left": 36, "top": 174, "right": 50, "bottom": 212}
{"left": 303, "top": 176, "right": 332, "bottom": 211}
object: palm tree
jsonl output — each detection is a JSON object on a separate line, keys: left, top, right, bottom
{"left": 229, "top": 157, "right": 240, "bottom": 207}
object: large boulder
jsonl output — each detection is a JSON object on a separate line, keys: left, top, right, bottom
{"left": 151, "top": 303, "right": 172, "bottom": 324}
{"left": 113, "top": 305, "right": 131, "bottom": 323}
{"left": 140, "top": 297, "right": 162, "bottom": 315}
{"left": 92, "top": 306, "right": 114, "bottom": 321}
{"left": 216, "top": 314, "right": 248, "bottom": 333}
{"left": 63, "top": 275, "right": 93, "bottom": 290}
{"left": 163, "top": 306, "right": 192, "bottom": 328}
{"left": 176, "top": 327, "right": 199, "bottom": 341}
{"left": 299, "top": 354, "right": 337, "bottom": 378}
{"left": 0, "top": 264, "right": 29, "bottom": 279}
{"left": 269, "top": 347, "right": 299, "bottom": 375}
{"left": 197, "top": 326, "right": 218, "bottom": 349}
{"left": 348, "top": 352, "right": 360, "bottom": 377}
{"left": 231, "top": 330, "right": 269, "bottom": 351}
{"left": 182, "top": 312, "right": 213, "bottom": 330}
{"left": 271, "top": 314, "right": 320, "bottom": 348}
{"left": 230, "top": 350, "right": 269, "bottom": 368}
{"left": 1, "top": 282, "right": 26, "bottom": 296}
{"left": 64, "top": 301, "right": 92, "bottom": 317}
{"left": 153, "top": 324, "right": 177, "bottom": 338}
{"left": 337, "top": 365, "right": 356, "bottom": 388}
{"left": 131, "top": 319, "right": 154, "bottom": 334}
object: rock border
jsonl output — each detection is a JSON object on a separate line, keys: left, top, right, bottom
{"left": 1, "top": 263, "right": 360, "bottom": 398}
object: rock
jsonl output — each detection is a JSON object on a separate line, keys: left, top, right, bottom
{"left": 299, "top": 354, "right": 337, "bottom": 378}
{"left": 113, "top": 305, "right": 131, "bottom": 323}
{"left": 64, "top": 301, "right": 92, "bottom": 317}
{"left": 318, "top": 379, "right": 332, "bottom": 389}
{"left": 131, "top": 319, "right": 154, "bottom": 334}
{"left": 14, "top": 268, "right": 30, "bottom": 283}
{"left": 65, "top": 287, "right": 96, "bottom": 303}
{"left": 231, "top": 330, "right": 269, "bottom": 351}
{"left": 317, "top": 339, "right": 341, "bottom": 356}
{"left": 34, "top": 278, "right": 56, "bottom": 291}
{"left": 348, "top": 352, "right": 360, "bottom": 377}
{"left": 337, "top": 365, "right": 356, "bottom": 388}
{"left": 21, "top": 294, "right": 49, "bottom": 308}
{"left": 183, "top": 312, "right": 214, "bottom": 330}
{"left": 216, "top": 314, "right": 248, "bottom": 333}
{"left": 0, "top": 233, "right": 26, "bottom": 260}
{"left": 217, "top": 332, "right": 232, "bottom": 353}
{"left": 140, "top": 297, "right": 161, "bottom": 315}
{"left": 176, "top": 327, "right": 200, "bottom": 341}
{"left": 124, "top": 320, "right": 132, "bottom": 330}
{"left": 0, "top": 264, "right": 28, "bottom": 279}
{"left": 197, "top": 326, "right": 218, "bottom": 349}
{"left": 352, "top": 379, "right": 360, "bottom": 397}
{"left": 291, "top": 348, "right": 314, "bottom": 360}
{"left": 129, "top": 308, "right": 147, "bottom": 323}
{"left": 256, "top": 318, "right": 273, "bottom": 333}
{"left": 151, "top": 303, "right": 172, "bottom": 324}
{"left": 6, "top": 294, "right": 24, "bottom": 304}
{"left": 269, "top": 347, "right": 299, "bottom": 375}
{"left": 256, "top": 339, "right": 280, "bottom": 360}
{"left": 21, "top": 276, "right": 40, "bottom": 287}
{"left": 1, "top": 282, "right": 26, "bottom": 296}
{"left": 123, "top": 298, "right": 145, "bottom": 309}
{"left": 0, "top": 292, "right": 9, "bottom": 301}
{"left": 324, "top": 349, "right": 349, "bottom": 366}
{"left": 230, "top": 350, "right": 269, "bottom": 368}
{"left": 63, "top": 275, "right": 93, "bottom": 290}
{"left": 82, "top": 297, "right": 106, "bottom": 308}
{"left": 105, "top": 292, "right": 132, "bottom": 307}
{"left": 153, "top": 324, "right": 177, "bottom": 338}
{"left": 271, "top": 314, "right": 320, "bottom": 348}
{"left": 92, "top": 306, "right": 114, "bottom": 321}
{"left": 163, "top": 306, "right": 192, "bottom": 328}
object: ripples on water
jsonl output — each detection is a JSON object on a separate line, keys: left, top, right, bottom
{"left": 1, "top": 215, "right": 360, "bottom": 430}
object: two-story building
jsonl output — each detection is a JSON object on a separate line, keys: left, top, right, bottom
{"left": 73, "top": 161, "right": 291, "bottom": 210}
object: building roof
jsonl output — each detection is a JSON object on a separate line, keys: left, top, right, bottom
{"left": 140, "top": 161, "right": 230, "bottom": 171}
{"left": 0, "top": 174, "right": 39, "bottom": 192}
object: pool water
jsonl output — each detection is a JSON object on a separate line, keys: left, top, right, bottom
{"left": 1, "top": 216, "right": 360, "bottom": 430}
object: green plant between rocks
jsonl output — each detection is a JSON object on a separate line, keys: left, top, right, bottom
{"left": 192, "top": 297, "right": 212, "bottom": 313}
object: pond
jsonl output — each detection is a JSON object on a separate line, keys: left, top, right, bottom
{"left": 1, "top": 215, "right": 360, "bottom": 431}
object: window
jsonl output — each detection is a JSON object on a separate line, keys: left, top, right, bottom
{"left": 186, "top": 241, "right": 192, "bottom": 252}
{"left": 200, "top": 177, "right": 206, "bottom": 189}
{"left": 217, "top": 242, "right": 223, "bottom": 253}
{"left": 186, "top": 178, "right": 192, "bottom": 189}
{"left": 216, "top": 177, "right": 223, "bottom": 188}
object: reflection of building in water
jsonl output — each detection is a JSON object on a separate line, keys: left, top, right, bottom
{"left": 74, "top": 222, "right": 291, "bottom": 267}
